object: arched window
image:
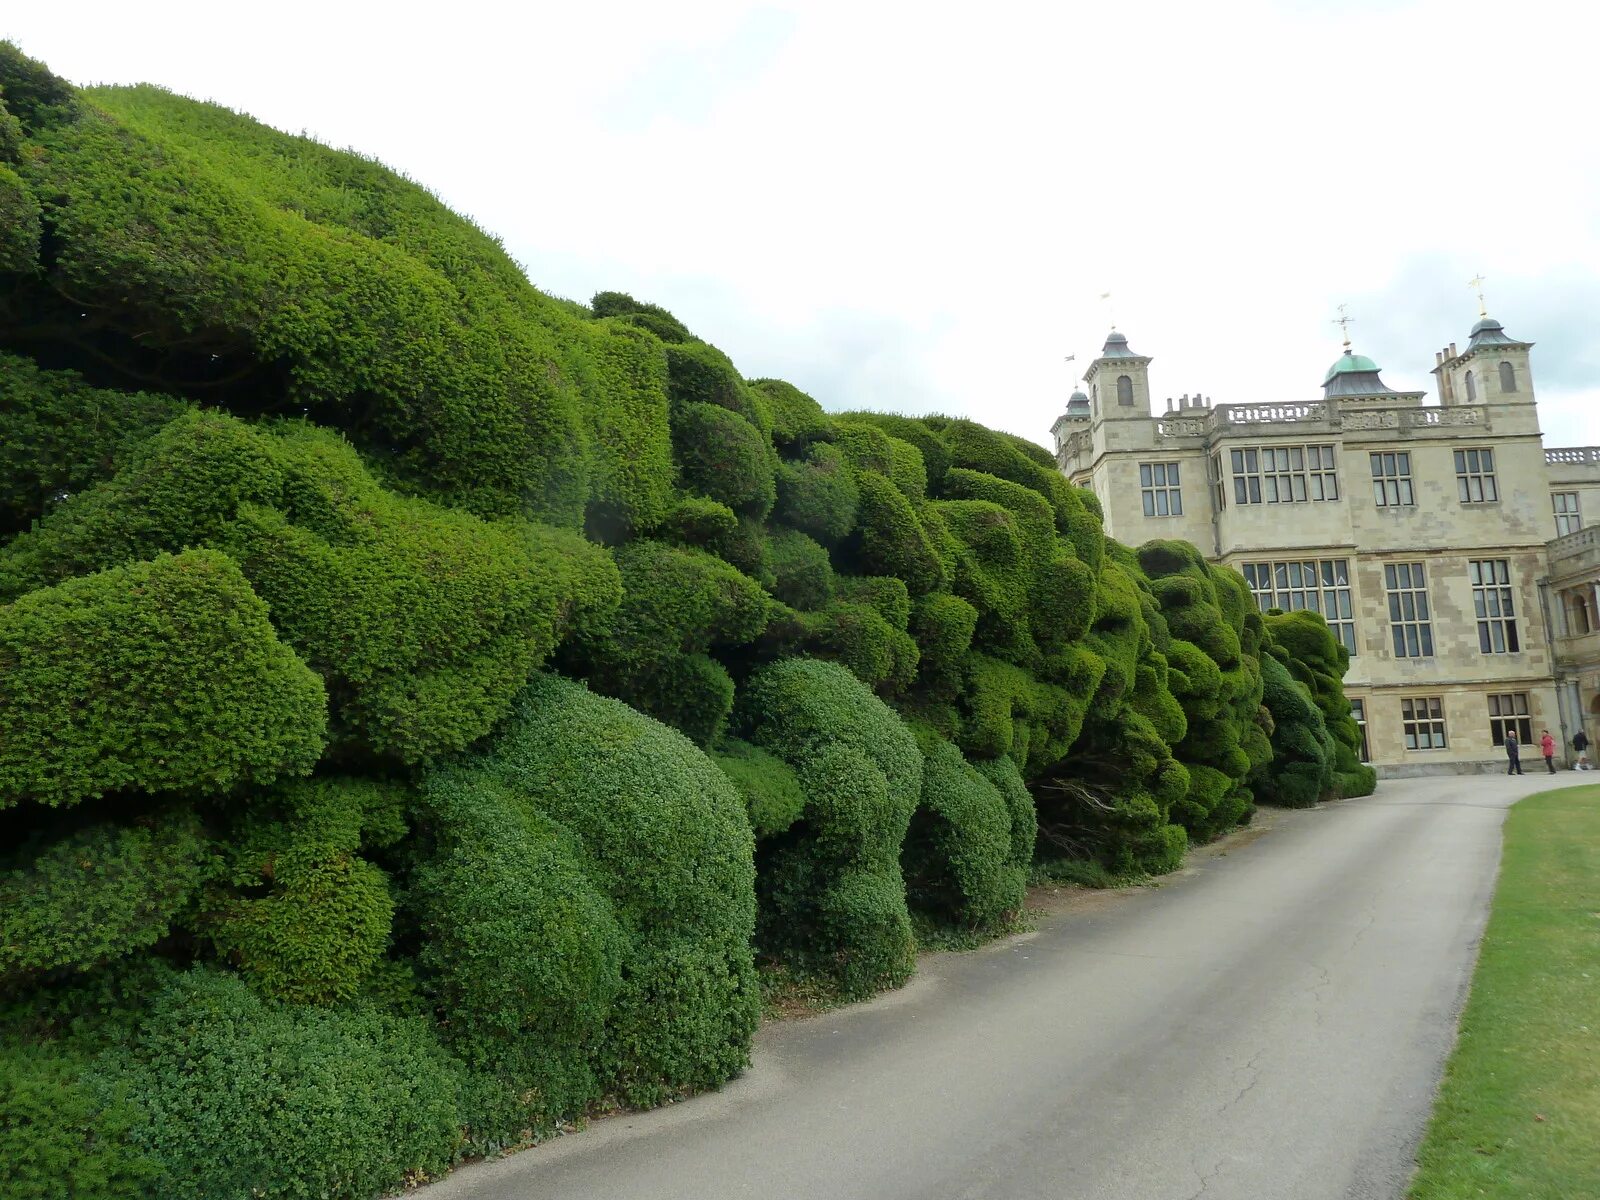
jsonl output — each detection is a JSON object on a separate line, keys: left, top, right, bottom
{"left": 1464, "top": 370, "right": 1477, "bottom": 402}
{"left": 1499, "top": 360, "right": 1517, "bottom": 392}
{"left": 1569, "top": 591, "right": 1592, "bottom": 636}
{"left": 1117, "top": 375, "right": 1134, "bottom": 406}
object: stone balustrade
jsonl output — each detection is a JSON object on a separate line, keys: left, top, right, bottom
{"left": 1546, "top": 446, "right": 1600, "bottom": 465}
{"left": 1215, "top": 401, "right": 1329, "bottom": 424}
{"left": 1549, "top": 524, "right": 1600, "bottom": 567}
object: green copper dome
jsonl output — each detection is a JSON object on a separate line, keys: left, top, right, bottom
{"left": 1322, "top": 351, "right": 1379, "bottom": 384}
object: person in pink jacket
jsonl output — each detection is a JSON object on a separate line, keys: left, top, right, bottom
{"left": 1540, "top": 729, "right": 1557, "bottom": 773}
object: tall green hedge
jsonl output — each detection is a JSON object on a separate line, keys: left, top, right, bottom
{"left": 0, "top": 43, "right": 1372, "bottom": 1200}
{"left": 1264, "top": 610, "right": 1375, "bottom": 797}
{"left": 0, "top": 412, "right": 619, "bottom": 764}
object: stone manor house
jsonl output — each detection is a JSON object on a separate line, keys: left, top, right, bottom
{"left": 1052, "top": 313, "right": 1600, "bottom": 775}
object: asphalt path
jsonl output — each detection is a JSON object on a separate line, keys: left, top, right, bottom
{"left": 420, "top": 772, "right": 1563, "bottom": 1200}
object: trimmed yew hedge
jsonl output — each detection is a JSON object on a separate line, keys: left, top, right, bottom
{"left": 0, "top": 43, "right": 1368, "bottom": 1200}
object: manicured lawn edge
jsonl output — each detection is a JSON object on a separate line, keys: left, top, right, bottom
{"left": 1408, "top": 784, "right": 1600, "bottom": 1198}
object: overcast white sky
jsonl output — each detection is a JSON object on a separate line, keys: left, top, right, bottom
{"left": 8, "top": 0, "right": 1598, "bottom": 448}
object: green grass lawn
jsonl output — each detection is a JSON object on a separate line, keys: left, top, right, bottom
{"left": 1409, "top": 785, "right": 1600, "bottom": 1199}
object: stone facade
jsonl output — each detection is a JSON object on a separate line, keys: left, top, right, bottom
{"left": 1053, "top": 317, "right": 1595, "bottom": 777}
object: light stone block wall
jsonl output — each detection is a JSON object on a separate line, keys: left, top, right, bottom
{"left": 1354, "top": 681, "right": 1564, "bottom": 775}
{"left": 1095, "top": 448, "right": 1216, "bottom": 554}
{"left": 1342, "top": 436, "right": 1549, "bottom": 552}
{"left": 1545, "top": 457, "right": 1600, "bottom": 539}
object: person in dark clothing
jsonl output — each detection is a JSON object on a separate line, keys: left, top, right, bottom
{"left": 1574, "top": 728, "right": 1590, "bottom": 770}
{"left": 1541, "top": 729, "right": 1557, "bottom": 773}
{"left": 1505, "top": 731, "right": 1523, "bottom": 775}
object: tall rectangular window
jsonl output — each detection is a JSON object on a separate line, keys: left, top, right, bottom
{"left": 1469, "top": 559, "right": 1520, "bottom": 653}
{"left": 1487, "top": 693, "right": 1532, "bottom": 747}
{"left": 1454, "top": 447, "right": 1499, "bottom": 503}
{"left": 1401, "top": 697, "right": 1447, "bottom": 750}
{"left": 1554, "top": 491, "right": 1582, "bottom": 536}
{"left": 1211, "top": 452, "right": 1227, "bottom": 511}
{"left": 1139, "top": 462, "right": 1183, "bottom": 517}
{"left": 1230, "top": 444, "right": 1340, "bottom": 505}
{"left": 1384, "top": 562, "right": 1433, "bottom": 657}
{"left": 1369, "top": 451, "right": 1414, "bottom": 507}
{"left": 1350, "top": 698, "right": 1370, "bottom": 762}
{"left": 1240, "top": 558, "right": 1357, "bottom": 655}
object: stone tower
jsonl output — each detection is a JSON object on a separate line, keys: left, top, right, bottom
{"left": 1081, "top": 330, "right": 1153, "bottom": 419}
{"left": 1433, "top": 315, "right": 1536, "bottom": 409}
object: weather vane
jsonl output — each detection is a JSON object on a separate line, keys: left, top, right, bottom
{"left": 1468, "top": 273, "right": 1488, "bottom": 317}
{"left": 1332, "top": 303, "right": 1354, "bottom": 351}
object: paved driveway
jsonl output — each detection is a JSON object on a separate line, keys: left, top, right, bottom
{"left": 419, "top": 773, "right": 1562, "bottom": 1200}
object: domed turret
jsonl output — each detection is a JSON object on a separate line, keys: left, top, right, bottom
{"left": 1082, "top": 328, "right": 1154, "bottom": 419}
{"left": 1066, "top": 388, "right": 1091, "bottom": 419}
{"left": 1322, "top": 348, "right": 1402, "bottom": 399}
{"left": 1467, "top": 315, "right": 1520, "bottom": 349}
{"left": 1099, "top": 330, "right": 1139, "bottom": 359}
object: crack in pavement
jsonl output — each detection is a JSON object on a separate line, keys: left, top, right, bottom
{"left": 1308, "top": 963, "right": 1332, "bottom": 1028}
{"left": 1218, "top": 1050, "right": 1265, "bottom": 1116}
{"left": 1183, "top": 1155, "right": 1226, "bottom": 1200}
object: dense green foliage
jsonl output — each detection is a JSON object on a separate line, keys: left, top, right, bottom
{"left": 1, "top": 812, "right": 210, "bottom": 984}
{"left": 0, "top": 550, "right": 326, "bottom": 808}
{"left": 101, "top": 970, "right": 464, "bottom": 1200}
{"left": 0, "top": 45, "right": 1366, "bottom": 1200}
{"left": 0, "top": 352, "right": 188, "bottom": 538}
{"left": 738, "top": 659, "right": 922, "bottom": 997}
{"left": 416, "top": 674, "right": 759, "bottom": 1124}
{"left": 0, "top": 1048, "right": 154, "bottom": 1200}
{"left": 1264, "top": 610, "right": 1376, "bottom": 798}
{"left": 902, "top": 739, "right": 1029, "bottom": 930}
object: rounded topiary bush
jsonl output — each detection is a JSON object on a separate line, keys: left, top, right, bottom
{"left": 3, "top": 51, "right": 606, "bottom": 523}
{"left": 571, "top": 539, "right": 768, "bottom": 742}
{"left": 671, "top": 402, "right": 777, "bottom": 518}
{"left": 776, "top": 443, "right": 859, "bottom": 544}
{"left": 0, "top": 549, "right": 326, "bottom": 809}
{"left": 590, "top": 291, "right": 693, "bottom": 343}
{"left": 973, "top": 753, "right": 1038, "bottom": 876}
{"left": 911, "top": 592, "right": 978, "bottom": 691}
{"left": 99, "top": 969, "right": 463, "bottom": 1200}
{"left": 413, "top": 771, "right": 623, "bottom": 1124}
{"left": 0, "top": 353, "right": 188, "bottom": 539}
{"left": 712, "top": 739, "right": 807, "bottom": 839}
{"left": 0, "top": 412, "right": 621, "bottom": 765}
{"left": 902, "top": 740, "right": 1026, "bottom": 931}
{"left": 800, "top": 602, "right": 919, "bottom": 692}
{"left": 1264, "top": 609, "right": 1373, "bottom": 797}
{"left": 203, "top": 776, "right": 407, "bottom": 1005}
{"left": 663, "top": 341, "right": 747, "bottom": 415}
{"left": 432, "top": 674, "right": 759, "bottom": 1107}
{"left": 1251, "top": 652, "right": 1336, "bottom": 808}
{"left": 767, "top": 527, "right": 835, "bottom": 611}
{"left": 847, "top": 471, "right": 945, "bottom": 594}
{"left": 737, "top": 658, "right": 922, "bottom": 996}
{"left": 750, "top": 379, "right": 834, "bottom": 450}
{"left": 207, "top": 847, "right": 394, "bottom": 1006}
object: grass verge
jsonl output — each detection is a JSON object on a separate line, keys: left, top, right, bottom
{"left": 1409, "top": 784, "right": 1600, "bottom": 1198}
